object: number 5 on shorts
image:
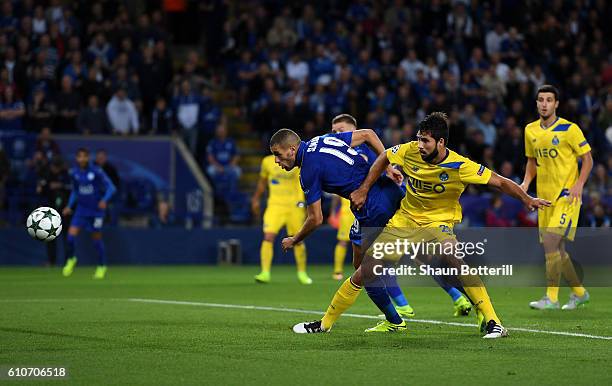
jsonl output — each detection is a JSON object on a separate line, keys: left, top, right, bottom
{"left": 559, "top": 213, "right": 566, "bottom": 225}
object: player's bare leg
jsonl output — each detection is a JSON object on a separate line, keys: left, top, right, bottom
{"left": 62, "top": 226, "right": 80, "bottom": 277}
{"left": 255, "top": 232, "right": 276, "bottom": 283}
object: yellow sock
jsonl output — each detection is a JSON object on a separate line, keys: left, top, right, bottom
{"left": 561, "top": 253, "right": 586, "bottom": 297}
{"left": 321, "top": 277, "right": 362, "bottom": 330}
{"left": 260, "top": 241, "right": 273, "bottom": 273}
{"left": 294, "top": 243, "right": 307, "bottom": 273}
{"left": 459, "top": 273, "right": 501, "bottom": 324}
{"left": 545, "top": 251, "right": 562, "bottom": 303}
{"left": 333, "top": 243, "right": 347, "bottom": 274}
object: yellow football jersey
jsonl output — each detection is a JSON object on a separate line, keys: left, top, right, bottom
{"left": 524, "top": 117, "right": 591, "bottom": 202}
{"left": 386, "top": 141, "right": 492, "bottom": 225}
{"left": 260, "top": 155, "right": 304, "bottom": 207}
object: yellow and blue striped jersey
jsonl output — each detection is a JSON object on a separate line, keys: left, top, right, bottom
{"left": 386, "top": 141, "right": 492, "bottom": 225}
{"left": 259, "top": 155, "right": 304, "bottom": 207}
{"left": 524, "top": 117, "right": 591, "bottom": 202}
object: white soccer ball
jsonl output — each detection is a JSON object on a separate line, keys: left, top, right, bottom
{"left": 26, "top": 207, "right": 63, "bottom": 242}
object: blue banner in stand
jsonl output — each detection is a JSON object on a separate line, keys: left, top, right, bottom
{"left": 55, "top": 137, "right": 172, "bottom": 193}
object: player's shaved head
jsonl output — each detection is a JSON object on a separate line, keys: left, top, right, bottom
{"left": 270, "top": 128, "right": 301, "bottom": 148}
{"left": 270, "top": 128, "right": 301, "bottom": 171}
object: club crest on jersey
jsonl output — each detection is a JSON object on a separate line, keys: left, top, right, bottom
{"left": 552, "top": 136, "right": 559, "bottom": 146}
{"left": 439, "top": 172, "right": 449, "bottom": 182}
{"left": 87, "top": 172, "right": 95, "bottom": 180}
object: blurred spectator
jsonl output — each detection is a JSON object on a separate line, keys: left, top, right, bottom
{"left": 588, "top": 205, "right": 610, "bottom": 227}
{"left": 0, "top": 143, "right": 8, "bottom": 215}
{"left": 95, "top": 149, "right": 120, "bottom": 191}
{"left": 149, "top": 200, "right": 176, "bottom": 228}
{"left": 0, "top": 87, "right": 25, "bottom": 131}
{"left": 35, "top": 127, "right": 60, "bottom": 161}
{"left": 485, "top": 195, "right": 512, "bottom": 227}
{"left": 206, "top": 123, "right": 240, "bottom": 189}
{"left": 106, "top": 87, "right": 139, "bottom": 135}
{"left": 173, "top": 79, "right": 200, "bottom": 153}
{"left": 55, "top": 75, "right": 80, "bottom": 133}
{"left": 27, "top": 87, "right": 55, "bottom": 132}
{"left": 36, "top": 155, "right": 70, "bottom": 266}
{"left": 77, "top": 95, "right": 108, "bottom": 135}
{"left": 150, "top": 97, "right": 174, "bottom": 135}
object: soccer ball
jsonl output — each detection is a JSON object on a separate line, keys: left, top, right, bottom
{"left": 26, "top": 207, "right": 63, "bottom": 242}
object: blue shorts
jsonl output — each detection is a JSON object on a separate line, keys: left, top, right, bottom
{"left": 349, "top": 176, "right": 405, "bottom": 247}
{"left": 71, "top": 213, "right": 104, "bottom": 232}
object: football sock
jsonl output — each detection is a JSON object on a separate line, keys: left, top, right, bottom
{"left": 381, "top": 272, "right": 409, "bottom": 307}
{"left": 365, "top": 277, "right": 403, "bottom": 324}
{"left": 432, "top": 275, "right": 463, "bottom": 301}
{"left": 321, "top": 277, "right": 362, "bottom": 330}
{"left": 294, "top": 243, "right": 307, "bottom": 273}
{"left": 260, "top": 240, "right": 273, "bottom": 273}
{"left": 459, "top": 274, "right": 501, "bottom": 324}
{"left": 66, "top": 234, "right": 76, "bottom": 259}
{"left": 93, "top": 239, "right": 107, "bottom": 266}
{"left": 561, "top": 252, "right": 586, "bottom": 297}
{"left": 545, "top": 251, "right": 562, "bottom": 303}
{"left": 333, "top": 243, "right": 347, "bottom": 274}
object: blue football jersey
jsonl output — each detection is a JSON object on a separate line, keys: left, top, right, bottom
{"left": 296, "top": 132, "right": 370, "bottom": 205}
{"left": 68, "top": 163, "right": 116, "bottom": 216}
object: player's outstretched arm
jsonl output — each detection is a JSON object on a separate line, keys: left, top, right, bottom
{"left": 520, "top": 157, "right": 537, "bottom": 192}
{"left": 281, "top": 199, "right": 323, "bottom": 251}
{"left": 349, "top": 129, "right": 402, "bottom": 184}
{"left": 350, "top": 151, "right": 390, "bottom": 210}
{"left": 488, "top": 172, "right": 551, "bottom": 211}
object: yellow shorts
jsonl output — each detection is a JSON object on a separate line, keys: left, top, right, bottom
{"left": 367, "top": 211, "right": 456, "bottom": 263}
{"left": 538, "top": 197, "right": 580, "bottom": 242}
{"left": 337, "top": 200, "right": 355, "bottom": 242}
{"left": 263, "top": 204, "right": 306, "bottom": 235}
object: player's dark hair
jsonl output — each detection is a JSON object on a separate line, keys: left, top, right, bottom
{"left": 417, "top": 112, "right": 449, "bottom": 145}
{"left": 331, "top": 114, "right": 357, "bottom": 127}
{"left": 76, "top": 147, "right": 89, "bottom": 155}
{"left": 536, "top": 85, "right": 560, "bottom": 101}
{"left": 270, "top": 128, "right": 301, "bottom": 148}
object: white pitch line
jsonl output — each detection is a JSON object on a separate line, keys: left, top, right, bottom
{"left": 128, "top": 298, "right": 612, "bottom": 341}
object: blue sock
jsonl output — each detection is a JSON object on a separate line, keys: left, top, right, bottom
{"left": 92, "top": 239, "right": 107, "bottom": 266}
{"left": 382, "top": 273, "right": 409, "bottom": 307}
{"left": 432, "top": 275, "right": 463, "bottom": 302}
{"left": 66, "top": 234, "right": 76, "bottom": 259}
{"left": 365, "top": 277, "right": 403, "bottom": 324}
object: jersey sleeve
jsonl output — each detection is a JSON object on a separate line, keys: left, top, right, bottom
{"left": 524, "top": 127, "right": 535, "bottom": 157}
{"left": 568, "top": 124, "right": 591, "bottom": 156}
{"left": 259, "top": 158, "right": 269, "bottom": 179}
{"left": 299, "top": 163, "right": 322, "bottom": 205}
{"left": 385, "top": 143, "right": 409, "bottom": 167}
{"left": 96, "top": 168, "right": 117, "bottom": 201}
{"left": 459, "top": 157, "right": 492, "bottom": 185}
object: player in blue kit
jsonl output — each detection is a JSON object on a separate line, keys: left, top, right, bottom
{"left": 62, "top": 148, "right": 116, "bottom": 279}
{"left": 269, "top": 126, "right": 412, "bottom": 332}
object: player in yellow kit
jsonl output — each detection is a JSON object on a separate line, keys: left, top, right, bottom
{"left": 330, "top": 197, "right": 354, "bottom": 280}
{"left": 251, "top": 155, "right": 312, "bottom": 284}
{"left": 521, "top": 85, "right": 593, "bottom": 310}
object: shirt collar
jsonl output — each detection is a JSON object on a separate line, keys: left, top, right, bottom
{"left": 294, "top": 141, "right": 307, "bottom": 167}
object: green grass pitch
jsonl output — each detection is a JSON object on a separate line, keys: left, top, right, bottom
{"left": 1, "top": 265, "right": 611, "bottom": 385}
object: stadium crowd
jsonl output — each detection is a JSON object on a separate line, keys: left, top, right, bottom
{"left": 0, "top": 0, "right": 610, "bottom": 228}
